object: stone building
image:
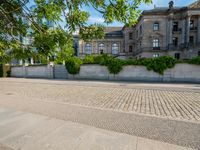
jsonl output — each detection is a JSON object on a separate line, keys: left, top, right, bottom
{"left": 77, "top": 27, "right": 127, "bottom": 58}
{"left": 76, "top": 0, "right": 200, "bottom": 60}
{"left": 134, "top": 0, "right": 200, "bottom": 59}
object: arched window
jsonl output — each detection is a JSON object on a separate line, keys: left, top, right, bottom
{"left": 112, "top": 43, "right": 119, "bottom": 54}
{"left": 85, "top": 43, "right": 92, "bottom": 54}
{"left": 98, "top": 43, "right": 104, "bottom": 54}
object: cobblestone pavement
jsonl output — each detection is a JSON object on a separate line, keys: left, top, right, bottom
{"left": 0, "top": 78, "right": 200, "bottom": 149}
{"left": 0, "top": 78, "right": 200, "bottom": 122}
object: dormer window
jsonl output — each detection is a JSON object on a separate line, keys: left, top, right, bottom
{"left": 153, "top": 22, "right": 159, "bottom": 31}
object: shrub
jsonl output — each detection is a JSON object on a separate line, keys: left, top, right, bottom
{"left": 95, "top": 54, "right": 113, "bottom": 65}
{"left": 144, "top": 56, "right": 176, "bottom": 75}
{"left": 107, "top": 58, "right": 123, "bottom": 74}
{"left": 65, "top": 57, "right": 83, "bottom": 74}
{"left": 83, "top": 55, "right": 95, "bottom": 64}
{"left": 188, "top": 56, "right": 200, "bottom": 65}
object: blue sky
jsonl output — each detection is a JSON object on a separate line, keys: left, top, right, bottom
{"left": 28, "top": 0, "right": 197, "bottom": 27}
{"left": 87, "top": 0, "right": 197, "bottom": 26}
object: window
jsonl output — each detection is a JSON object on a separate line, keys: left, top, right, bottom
{"left": 139, "top": 25, "right": 142, "bottom": 35}
{"left": 189, "top": 36, "right": 194, "bottom": 44}
{"left": 98, "top": 43, "right": 104, "bottom": 54}
{"left": 173, "top": 22, "right": 178, "bottom": 31}
{"left": 190, "top": 20, "right": 194, "bottom": 29}
{"left": 129, "top": 32, "right": 133, "bottom": 39}
{"left": 174, "top": 53, "right": 180, "bottom": 60}
{"left": 198, "top": 51, "right": 200, "bottom": 56}
{"left": 153, "top": 54, "right": 159, "bottom": 58}
{"left": 153, "top": 38, "right": 159, "bottom": 48}
{"left": 172, "top": 37, "right": 178, "bottom": 47}
{"left": 129, "top": 45, "right": 133, "bottom": 52}
{"left": 153, "top": 22, "right": 159, "bottom": 31}
{"left": 85, "top": 43, "right": 92, "bottom": 54}
{"left": 112, "top": 43, "right": 119, "bottom": 54}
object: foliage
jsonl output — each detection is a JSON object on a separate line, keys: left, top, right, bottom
{"left": 106, "top": 58, "right": 123, "bottom": 74}
{"left": 81, "top": 55, "right": 176, "bottom": 75}
{"left": 142, "top": 56, "right": 176, "bottom": 75}
{"left": 83, "top": 55, "right": 95, "bottom": 64}
{"left": 79, "top": 24, "right": 105, "bottom": 41}
{"left": 188, "top": 56, "right": 200, "bottom": 65}
{"left": 1, "top": 0, "right": 152, "bottom": 64}
{"left": 65, "top": 57, "right": 83, "bottom": 75}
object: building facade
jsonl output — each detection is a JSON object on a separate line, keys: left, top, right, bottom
{"left": 134, "top": 0, "right": 200, "bottom": 59}
{"left": 76, "top": 1, "right": 200, "bottom": 59}
{"left": 77, "top": 27, "right": 129, "bottom": 58}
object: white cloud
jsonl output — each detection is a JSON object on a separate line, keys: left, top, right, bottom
{"left": 88, "top": 17, "right": 104, "bottom": 24}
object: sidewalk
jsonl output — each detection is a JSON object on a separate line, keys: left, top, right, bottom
{"left": 0, "top": 108, "right": 194, "bottom": 150}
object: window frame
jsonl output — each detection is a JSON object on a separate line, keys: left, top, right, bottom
{"left": 129, "top": 45, "right": 133, "bottom": 52}
{"left": 172, "top": 37, "right": 178, "bottom": 47}
{"left": 112, "top": 43, "right": 119, "bottom": 55}
{"left": 153, "top": 22, "right": 159, "bottom": 31}
{"left": 173, "top": 21, "right": 179, "bottom": 31}
{"left": 129, "top": 32, "right": 133, "bottom": 40}
{"left": 153, "top": 53, "right": 160, "bottom": 58}
{"left": 85, "top": 43, "right": 92, "bottom": 54}
{"left": 153, "top": 38, "right": 159, "bottom": 48}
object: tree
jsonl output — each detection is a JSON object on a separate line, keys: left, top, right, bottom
{"left": 0, "top": 0, "right": 152, "bottom": 64}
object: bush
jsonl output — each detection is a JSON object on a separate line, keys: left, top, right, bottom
{"left": 107, "top": 58, "right": 123, "bottom": 74}
{"left": 65, "top": 57, "right": 83, "bottom": 74}
{"left": 188, "top": 56, "right": 200, "bottom": 65}
{"left": 94, "top": 54, "right": 113, "bottom": 65}
{"left": 143, "top": 56, "right": 176, "bottom": 75}
{"left": 83, "top": 55, "right": 95, "bottom": 64}
{"left": 70, "top": 55, "right": 184, "bottom": 75}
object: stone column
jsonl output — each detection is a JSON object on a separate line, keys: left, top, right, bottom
{"left": 185, "top": 16, "right": 191, "bottom": 46}
{"left": 181, "top": 19, "right": 186, "bottom": 45}
{"left": 197, "top": 16, "right": 200, "bottom": 44}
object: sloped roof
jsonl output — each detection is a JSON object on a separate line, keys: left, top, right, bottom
{"left": 142, "top": 6, "right": 187, "bottom": 15}
{"left": 104, "top": 27, "right": 123, "bottom": 37}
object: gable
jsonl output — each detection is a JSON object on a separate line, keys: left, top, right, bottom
{"left": 189, "top": 0, "right": 200, "bottom": 8}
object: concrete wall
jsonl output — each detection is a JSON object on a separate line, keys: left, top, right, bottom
{"left": 68, "top": 64, "right": 200, "bottom": 83}
{"left": 54, "top": 65, "right": 68, "bottom": 79}
{"left": 11, "top": 64, "right": 200, "bottom": 83}
{"left": 11, "top": 65, "right": 54, "bottom": 79}
{"left": 68, "top": 65, "right": 109, "bottom": 80}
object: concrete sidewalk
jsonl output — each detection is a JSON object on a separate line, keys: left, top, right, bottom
{"left": 0, "top": 108, "right": 194, "bottom": 150}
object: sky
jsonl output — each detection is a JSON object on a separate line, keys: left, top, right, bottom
{"left": 87, "top": 0, "right": 197, "bottom": 26}
{"left": 28, "top": 0, "right": 197, "bottom": 27}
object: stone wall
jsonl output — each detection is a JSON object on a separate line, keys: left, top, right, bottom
{"left": 68, "top": 64, "right": 200, "bottom": 83}
{"left": 11, "top": 65, "right": 54, "bottom": 79}
{"left": 11, "top": 64, "right": 200, "bottom": 83}
{"left": 54, "top": 65, "right": 68, "bottom": 79}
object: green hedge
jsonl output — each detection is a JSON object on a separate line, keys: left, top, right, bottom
{"left": 65, "top": 57, "right": 83, "bottom": 74}
{"left": 188, "top": 56, "right": 200, "bottom": 65}
{"left": 65, "top": 55, "right": 199, "bottom": 75}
